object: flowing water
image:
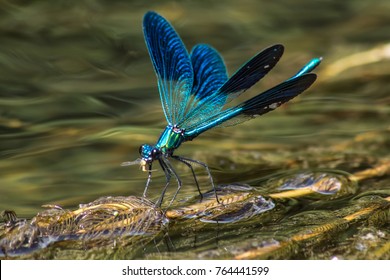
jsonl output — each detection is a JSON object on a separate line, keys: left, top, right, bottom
{"left": 0, "top": 0, "right": 389, "bottom": 259}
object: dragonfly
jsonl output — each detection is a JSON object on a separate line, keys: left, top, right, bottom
{"left": 122, "top": 11, "right": 322, "bottom": 207}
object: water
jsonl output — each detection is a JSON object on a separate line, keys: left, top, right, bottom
{"left": 0, "top": 0, "right": 389, "bottom": 259}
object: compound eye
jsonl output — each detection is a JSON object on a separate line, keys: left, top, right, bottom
{"left": 151, "top": 149, "right": 158, "bottom": 158}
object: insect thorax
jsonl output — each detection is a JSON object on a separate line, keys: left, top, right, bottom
{"left": 155, "top": 125, "right": 185, "bottom": 153}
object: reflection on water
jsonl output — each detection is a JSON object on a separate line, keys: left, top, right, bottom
{"left": 0, "top": 0, "right": 389, "bottom": 259}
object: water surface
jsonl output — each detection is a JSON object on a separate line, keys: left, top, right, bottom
{"left": 0, "top": 0, "right": 389, "bottom": 259}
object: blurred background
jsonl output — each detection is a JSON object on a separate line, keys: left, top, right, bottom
{"left": 0, "top": 0, "right": 389, "bottom": 217}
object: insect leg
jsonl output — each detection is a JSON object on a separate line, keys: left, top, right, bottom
{"left": 171, "top": 155, "right": 203, "bottom": 199}
{"left": 174, "top": 156, "right": 220, "bottom": 204}
{"left": 161, "top": 157, "right": 182, "bottom": 208}
{"left": 156, "top": 158, "right": 171, "bottom": 207}
{"left": 143, "top": 163, "right": 153, "bottom": 197}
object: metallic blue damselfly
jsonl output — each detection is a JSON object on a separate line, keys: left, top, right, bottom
{"left": 122, "top": 11, "right": 322, "bottom": 207}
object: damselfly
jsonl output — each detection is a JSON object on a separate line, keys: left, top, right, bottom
{"left": 122, "top": 11, "right": 321, "bottom": 207}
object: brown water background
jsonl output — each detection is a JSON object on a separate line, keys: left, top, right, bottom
{"left": 0, "top": 0, "right": 389, "bottom": 259}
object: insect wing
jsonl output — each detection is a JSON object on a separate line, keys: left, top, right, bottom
{"left": 218, "top": 44, "right": 284, "bottom": 101}
{"left": 184, "top": 73, "right": 317, "bottom": 138}
{"left": 180, "top": 44, "right": 284, "bottom": 128}
{"left": 143, "top": 11, "right": 194, "bottom": 125}
{"left": 190, "top": 44, "right": 228, "bottom": 101}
